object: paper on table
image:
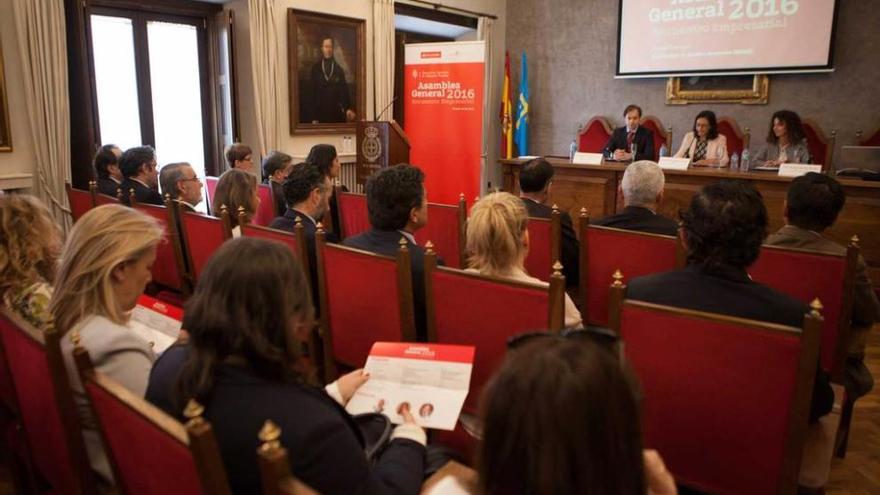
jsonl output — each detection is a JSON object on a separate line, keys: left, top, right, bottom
{"left": 423, "top": 476, "right": 472, "bottom": 495}
{"left": 346, "top": 342, "right": 475, "bottom": 431}
{"left": 130, "top": 295, "right": 182, "bottom": 354}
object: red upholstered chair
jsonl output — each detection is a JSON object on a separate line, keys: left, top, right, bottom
{"left": 94, "top": 191, "right": 119, "bottom": 206}
{"left": 523, "top": 208, "right": 561, "bottom": 282}
{"left": 316, "top": 232, "right": 416, "bottom": 382}
{"left": 611, "top": 292, "right": 821, "bottom": 494}
{"left": 857, "top": 127, "right": 880, "bottom": 146}
{"left": 180, "top": 208, "right": 232, "bottom": 283}
{"left": 802, "top": 119, "right": 836, "bottom": 170}
{"left": 256, "top": 421, "right": 319, "bottom": 495}
{"left": 134, "top": 198, "right": 189, "bottom": 294}
{"left": 0, "top": 308, "right": 98, "bottom": 494}
{"left": 640, "top": 116, "right": 672, "bottom": 162}
{"left": 205, "top": 176, "right": 220, "bottom": 214}
{"left": 749, "top": 242, "right": 858, "bottom": 380}
{"left": 72, "top": 346, "right": 231, "bottom": 495}
{"left": 241, "top": 222, "right": 311, "bottom": 285}
{"left": 336, "top": 191, "right": 370, "bottom": 239}
{"left": 579, "top": 216, "right": 684, "bottom": 326}
{"left": 717, "top": 117, "right": 751, "bottom": 158}
{"left": 66, "top": 182, "right": 95, "bottom": 223}
{"left": 414, "top": 196, "right": 467, "bottom": 268}
{"left": 577, "top": 116, "right": 614, "bottom": 153}
{"left": 251, "top": 184, "right": 277, "bottom": 227}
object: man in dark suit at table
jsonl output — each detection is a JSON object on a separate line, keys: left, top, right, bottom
{"left": 602, "top": 104, "right": 654, "bottom": 162}
{"left": 627, "top": 180, "right": 833, "bottom": 424}
{"left": 593, "top": 160, "right": 678, "bottom": 237}
{"left": 766, "top": 172, "right": 880, "bottom": 399}
{"left": 344, "top": 164, "right": 443, "bottom": 340}
{"left": 93, "top": 144, "right": 123, "bottom": 197}
{"left": 119, "top": 145, "right": 162, "bottom": 206}
{"left": 518, "top": 157, "right": 579, "bottom": 288}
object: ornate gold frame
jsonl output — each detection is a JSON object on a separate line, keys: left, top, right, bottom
{"left": 665, "top": 75, "right": 769, "bottom": 105}
{"left": 0, "top": 43, "right": 12, "bottom": 152}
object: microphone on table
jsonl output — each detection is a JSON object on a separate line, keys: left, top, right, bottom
{"left": 376, "top": 97, "right": 398, "bottom": 122}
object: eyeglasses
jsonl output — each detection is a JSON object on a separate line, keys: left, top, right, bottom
{"left": 178, "top": 176, "right": 201, "bottom": 183}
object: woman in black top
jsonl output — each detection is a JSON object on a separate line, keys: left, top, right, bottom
{"left": 306, "top": 144, "right": 347, "bottom": 234}
{"left": 146, "top": 238, "right": 426, "bottom": 494}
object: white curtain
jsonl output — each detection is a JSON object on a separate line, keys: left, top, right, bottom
{"left": 477, "top": 17, "right": 494, "bottom": 194}
{"left": 248, "top": 0, "right": 279, "bottom": 157}
{"left": 12, "top": 0, "right": 71, "bottom": 230}
{"left": 373, "top": 0, "right": 395, "bottom": 121}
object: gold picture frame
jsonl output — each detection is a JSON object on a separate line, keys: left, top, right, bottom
{"left": 666, "top": 74, "right": 769, "bottom": 105}
{"left": 0, "top": 43, "right": 12, "bottom": 152}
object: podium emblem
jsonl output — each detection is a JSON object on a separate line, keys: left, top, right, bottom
{"left": 362, "top": 125, "right": 382, "bottom": 163}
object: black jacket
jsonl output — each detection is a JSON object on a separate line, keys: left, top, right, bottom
{"left": 145, "top": 345, "right": 426, "bottom": 495}
{"left": 121, "top": 178, "right": 163, "bottom": 206}
{"left": 592, "top": 206, "right": 679, "bottom": 237}
{"left": 627, "top": 262, "right": 834, "bottom": 423}
{"left": 602, "top": 126, "right": 655, "bottom": 162}
{"left": 96, "top": 177, "right": 121, "bottom": 198}
{"left": 343, "top": 229, "right": 443, "bottom": 341}
{"left": 266, "top": 179, "right": 286, "bottom": 219}
{"left": 521, "top": 198, "right": 579, "bottom": 287}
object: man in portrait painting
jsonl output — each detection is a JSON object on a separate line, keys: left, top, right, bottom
{"left": 307, "top": 36, "right": 356, "bottom": 124}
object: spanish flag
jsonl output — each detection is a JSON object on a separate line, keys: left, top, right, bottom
{"left": 500, "top": 51, "right": 513, "bottom": 160}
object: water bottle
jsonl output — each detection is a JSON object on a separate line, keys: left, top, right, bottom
{"left": 730, "top": 152, "right": 740, "bottom": 172}
{"left": 630, "top": 143, "right": 638, "bottom": 162}
{"left": 741, "top": 149, "right": 750, "bottom": 171}
{"left": 570, "top": 140, "right": 578, "bottom": 162}
{"left": 659, "top": 143, "right": 668, "bottom": 158}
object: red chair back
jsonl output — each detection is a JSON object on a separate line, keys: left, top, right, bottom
{"left": 414, "top": 199, "right": 466, "bottom": 268}
{"left": 0, "top": 309, "right": 96, "bottom": 494}
{"left": 135, "top": 202, "right": 186, "bottom": 292}
{"left": 524, "top": 212, "right": 561, "bottom": 282}
{"left": 577, "top": 116, "right": 614, "bottom": 153}
{"left": 181, "top": 211, "right": 229, "bottom": 282}
{"left": 337, "top": 192, "right": 370, "bottom": 239}
{"left": 717, "top": 117, "right": 750, "bottom": 157}
{"left": 424, "top": 253, "right": 565, "bottom": 412}
{"left": 94, "top": 192, "right": 119, "bottom": 206}
{"left": 252, "top": 184, "right": 276, "bottom": 226}
{"left": 316, "top": 235, "right": 416, "bottom": 381}
{"left": 241, "top": 223, "right": 310, "bottom": 282}
{"left": 73, "top": 348, "right": 231, "bottom": 495}
{"left": 858, "top": 127, "right": 880, "bottom": 146}
{"left": 802, "top": 119, "right": 834, "bottom": 170}
{"left": 581, "top": 223, "right": 682, "bottom": 326}
{"left": 205, "top": 176, "right": 220, "bottom": 212}
{"left": 640, "top": 116, "right": 670, "bottom": 161}
{"left": 66, "top": 183, "right": 94, "bottom": 223}
{"left": 749, "top": 244, "right": 855, "bottom": 377}
{"left": 618, "top": 299, "right": 818, "bottom": 495}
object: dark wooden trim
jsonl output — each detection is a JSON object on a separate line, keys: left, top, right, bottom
{"left": 315, "top": 229, "right": 337, "bottom": 383}
{"left": 548, "top": 267, "right": 565, "bottom": 332}
{"left": 833, "top": 239, "right": 859, "bottom": 382}
{"left": 89, "top": 0, "right": 221, "bottom": 17}
{"left": 607, "top": 279, "right": 626, "bottom": 334}
{"left": 65, "top": 0, "right": 99, "bottom": 189}
{"left": 456, "top": 195, "right": 467, "bottom": 266}
{"left": 227, "top": 9, "right": 241, "bottom": 144}
{"left": 549, "top": 206, "right": 561, "bottom": 269}
{"left": 163, "top": 196, "right": 194, "bottom": 296}
{"left": 578, "top": 209, "right": 590, "bottom": 314}
{"left": 396, "top": 241, "right": 417, "bottom": 342}
{"left": 424, "top": 248, "right": 439, "bottom": 343}
{"left": 257, "top": 441, "right": 291, "bottom": 495}
{"left": 394, "top": 2, "right": 479, "bottom": 28}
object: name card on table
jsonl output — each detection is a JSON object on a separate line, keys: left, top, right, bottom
{"left": 346, "top": 342, "right": 475, "bottom": 431}
{"left": 572, "top": 152, "right": 604, "bottom": 165}
{"left": 658, "top": 157, "right": 691, "bottom": 170}
{"left": 778, "top": 163, "right": 823, "bottom": 177}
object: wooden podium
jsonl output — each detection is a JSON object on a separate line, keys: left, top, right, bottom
{"left": 355, "top": 120, "right": 410, "bottom": 185}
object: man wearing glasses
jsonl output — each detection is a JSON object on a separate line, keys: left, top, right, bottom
{"left": 120, "top": 145, "right": 163, "bottom": 206}
{"left": 159, "top": 162, "right": 204, "bottom": 212}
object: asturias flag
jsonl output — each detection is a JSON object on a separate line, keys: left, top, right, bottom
{"left": 500, "top": 51, "right": 513, "bottom": 160}
{"left": 514, "top": 52, "right": 529, "bottom": 157}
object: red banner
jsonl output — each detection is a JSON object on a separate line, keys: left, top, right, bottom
{"left": 404, "top": 42, "right": 485, "bottom": 205}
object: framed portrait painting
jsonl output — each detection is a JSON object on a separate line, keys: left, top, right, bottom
{"left": 666, "top": 75, "right": 769, "bottom": 105}
{"left": 0, "top": 44, "right": 11, "bottom": 152}
{"left": 288, "top": 9, "right": 365, "bottom": 135}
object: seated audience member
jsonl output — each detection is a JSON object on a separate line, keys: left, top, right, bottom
{"left": 767, "top": 173, "right": 880, "bottom": 398}
{"left": 753, "top": 110, "right": 811, "bottom": 168}
{"left": 225, "top": 142, "right": 254, "bottom": 173}
{"left": 262, "top": 151, "right": 293, "bottom": 217}
{"left": 159, "top": 162, "right": 204, "bottom": 212}
{"left": 627, "top": 180, "right": 833, "bottom": 423}
{"left": 212, "top": 169, "right": 259, "bottom": 237}
{"left": 0, "top": 195, "right": 61, "bottom": 327}
{"left": 518, "top": 157, "right": 579, "bottom": 288}
{"left": 343, "top": 164, "right": 441, "bottom": 339}
{"left": 145, "top": 238, "right": 426, "bottom": 494}
{"left": 120, "top": 146, "right": 162, "bottom": 205}
{"left": 593, "top": 161, "right": 678, "bottom": 236}
{"left": 93, "top": 144, "right": 123, "bottom": 197}
{"left": 306, "top": 143, "right": 346, "bottom": 229}
{"left": 467, "top": 192, "right": 582, "bottom": 328}
{"left": 479, "top": 336, "right": 677, "bottom": 495}
{"left": 673, "top": 110, "right": 729, "bottom": 167}
{"left": 602, "top": 104, "right": 655, "bottom": 162}
{"left": 50, "top": 204, "right": 164, "bottom": 483}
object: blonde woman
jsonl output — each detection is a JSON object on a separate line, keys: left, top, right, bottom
{"left": 50, "top": 204, "right": 164, "bottom": 483}
{"left": 0, "top": 195, "right": 62, "bottom": 327}
{"left": 466, "top": 192, "right": 582, "bottom": 328}
{"left": 212, "top": 168, "right": 260, "bottom": 237}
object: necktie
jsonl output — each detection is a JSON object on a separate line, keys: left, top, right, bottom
{"left": 626, "top": 131, "right": 635, "bottom": 149}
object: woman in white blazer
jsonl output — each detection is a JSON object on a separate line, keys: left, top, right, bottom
{"left": 674, "top": 110, "right": 730, "bottom": 167}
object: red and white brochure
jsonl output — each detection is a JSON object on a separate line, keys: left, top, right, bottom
{"left": 345, "top": 342, "right": 475, "bottom": 431}
{"left": 130, "top": 295, "right": 183, "bottom": 354}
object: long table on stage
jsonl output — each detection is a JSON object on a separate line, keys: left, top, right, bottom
{"left": 499, "top": 157, "right": 880, "bottom": 282}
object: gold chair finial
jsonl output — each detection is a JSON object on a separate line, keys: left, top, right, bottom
{"left": 810, "top": 298, "right": 823, "bottom": 317}
{"left": 294, "top": 215, "right": 303, "bottom": 226}
{"left": 579, "top": 207, "right": 588, "bottom": 217}
{"left": 183, "top": 399, "right": 205, "bottom": 427}
{"left": 258, "top": 420, "right": 282, "bottom": 452}
{"left": 425, "top": 240, "right": 435, "bottom": 254}
{"left": 850, "top": 234, "right": 860, "bottom": 246}
{"left": 459, "top": 192, "right": 465, "bottom": 201}
{"left": 612, "top": 269, "right": 624, "bottom": 288}
{"left": 316, "top": 222, "right": 325, "bottom": 233}
{"left": 552, "top": 261, "right": 563, "bottom": 276}
{"left": 398, "top": 237, "right": 409, "bottom": 250}
{"left": 69, "top": 329, "right": 82, "bottom": 347}
{"left": 551, "top": 204, "right": 559, "bottom": 211}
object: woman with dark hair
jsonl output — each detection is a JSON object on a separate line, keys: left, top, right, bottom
{"left": 478, "top": 337, "right": 677, "bottom": 495}
{"left": 212, "top": 169, "right": 259, "bottom": 237}
{"left": 753, "top": 110, "right": 811, "bottom": 168}
{"left": 306, "top": 143, "right": 347, "bottom": 232}
{"left": 145, "top": 238, "right": 426, "bottom": 495}
{"left": 673, "top": 110, "right": 729, "bottom": 167}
